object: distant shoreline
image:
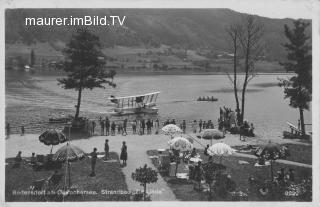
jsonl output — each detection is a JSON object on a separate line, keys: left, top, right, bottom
{"left": 6, "top": 70, "right": 294, "bottom": 78}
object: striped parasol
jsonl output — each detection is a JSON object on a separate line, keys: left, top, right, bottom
{"left": 207, "top": 142, "right": 235, "bottom": 163}
{"left": 53, "top": 143, "right": 86, "bottom": 189}
{"left": 199, "top": 129, "right": 225, "bottom": 145}
{"left": 53, "top": 143, "right": 86, "bottom": 162}
{"left": 162, "top": 124, "right": 182, "bottom": 137}
{"left": 168, "top": 136, "right": 193, "bottom": 152}
{"left": 39, "top": 129, "right": 67, "bottom": 153}
{"left": 168, "top": 136, "right": 193, "bottom": 177}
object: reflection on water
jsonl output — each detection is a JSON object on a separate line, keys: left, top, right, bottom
{"left": 5, "top": 73, "right": 312, "bottom": 139}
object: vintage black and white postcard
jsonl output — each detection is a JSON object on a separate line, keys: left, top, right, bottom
{"left": 1, "top": 0, "right": 319, "bottom": 206}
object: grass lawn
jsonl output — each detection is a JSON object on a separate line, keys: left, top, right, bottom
{"left": 6, "top": 152, "right": 130, "bottom": 202}
{"left": 147, "top": 149, "right": 312, "bottom": 201}
{"left": 233, "top": 143, "right": 312, "bottom": 165}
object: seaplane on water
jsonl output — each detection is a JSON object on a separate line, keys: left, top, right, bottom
{"left": 107, "top": 91, "right": 160, "bottom": 115}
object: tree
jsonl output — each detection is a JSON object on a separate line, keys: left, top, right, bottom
{"left": 279, "top": 20, "right": 312, "bottom": 136}
{"left": 226, "top": 23, "right": 243, "bottom": 125}
{"left": 58, "top": 29, "right": 116, "bottom": 121}
{"left": 226, "top": 15, "right": 264, "bottom": 124}
{"left": 131, "top": 164, "right": 158, "bottom": 201}
{"left": 30, "top": 49, "right": 35, "bottom": 67}
{"left": 238, "top": 15, "right": 264, "bottom": 124}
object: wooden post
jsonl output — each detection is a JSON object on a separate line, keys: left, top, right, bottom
{"left": 68, "top": 161, "right": 71, "bottom": 188}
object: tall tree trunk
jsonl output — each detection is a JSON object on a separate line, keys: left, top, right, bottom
{"left": 232, "top": 36, "right": 241, "bottom": 125}
{"left": 299, "top": 107, "right": 305, "bottom": 135}
{"left": 143, "top": 183, "right": 147, "bottom": 201}
{"left": 75, "top": 87, "right": 82, "bottom": 120}
{"left": 240, "top": 81, "right": 247, "bottom": 124}
{"left": 241, "top": 41, "right": 250, "bottom": 124}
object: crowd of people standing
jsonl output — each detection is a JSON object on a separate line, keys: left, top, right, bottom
{"left": 5, "top": 117, "right": 220, "bottom": 138}
{"left": 96, "top": 117, "right": 161, "bottom": 136}
{"left": 93, "top": 117, "right": 220, "bottom": 136}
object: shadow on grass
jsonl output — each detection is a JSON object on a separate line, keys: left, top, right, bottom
{"left": 5, "top": 152, "right": 130, "bottom": 202}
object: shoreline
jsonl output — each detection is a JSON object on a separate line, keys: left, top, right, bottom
{"left": 6, "top": 69, "right": 294, "bottom": 78}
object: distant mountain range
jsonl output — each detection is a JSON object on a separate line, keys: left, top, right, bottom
{"left": 5, "top": 8, "right": 311, "bottom": 60}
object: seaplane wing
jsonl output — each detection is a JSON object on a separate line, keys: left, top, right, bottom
{"left": 107, "top": 91, "right": 160, "bottom": 101}
{"left": 107, "top": 92, "right": 160, "bottom": 115}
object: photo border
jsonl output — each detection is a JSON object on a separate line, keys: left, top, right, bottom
{"left": 0, "top": 0, "right": 319, "bottom": 206}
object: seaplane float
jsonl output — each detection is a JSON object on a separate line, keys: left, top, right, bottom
{"left": 107, "top": 91, "right": 160, "bottom": 116}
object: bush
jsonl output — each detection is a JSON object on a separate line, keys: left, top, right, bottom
{"left": 132, "top": 164, "right": 158, "bottom": 201}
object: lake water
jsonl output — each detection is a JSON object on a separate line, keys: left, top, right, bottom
{"left": 5, "top": 73, "right": 312, "bottom": 139}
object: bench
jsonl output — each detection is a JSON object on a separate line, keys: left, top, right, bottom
{"left": 286, "top": 122, "right": 303, "bottom": 135}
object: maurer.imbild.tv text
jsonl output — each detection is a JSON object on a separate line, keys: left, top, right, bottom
{"left": 25, "top": 15, "right": 126, "bottom": 26}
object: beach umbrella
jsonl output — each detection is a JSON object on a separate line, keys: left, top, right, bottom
{"left": 254, "top": 141, "right": 289, "bottom": 179}
{"left": 162, "top": 124, "right": 182, "bottom": 137}
{"left": 168, "top": 136, "right": 193, "bottom": 152}
{"left": 168, "top": 136, "right": 193, "bottom": 177}
{"left": 53, "top": 143, "right": 86, "bottom": 162}
{"left": 39, "top": 129, "right": 67, "bottom": 154}
{"left": 207, "top": 142, "right": 235, "bottom": 163}
{"left": 200, "top": 129, "right": 225, "bottom": 145}
{"left": 53, "top": 143, "right": 86, "bottom": 188}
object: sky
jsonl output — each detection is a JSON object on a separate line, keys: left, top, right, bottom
{"left": 2, "top": 0, "right": 316, "bottom": 19}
